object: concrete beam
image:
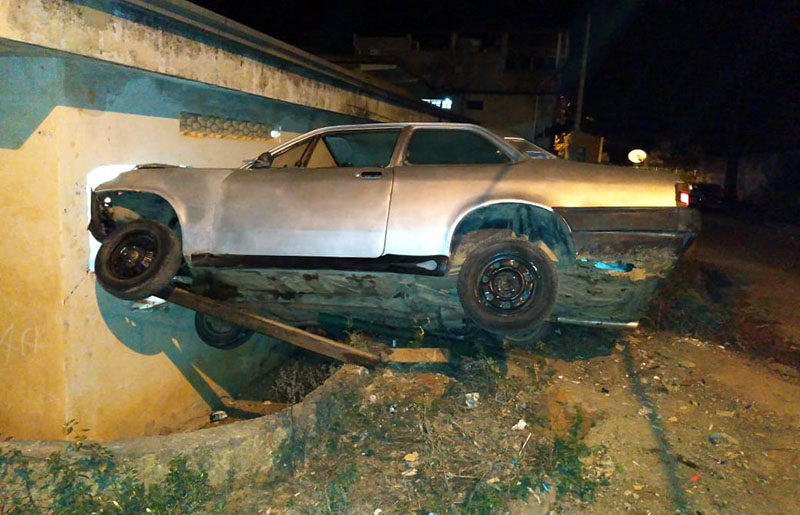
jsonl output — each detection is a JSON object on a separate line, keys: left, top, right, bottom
{"left": 0, "top": 0, "right": 456, "bottom": 124}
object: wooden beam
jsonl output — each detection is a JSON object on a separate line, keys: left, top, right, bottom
{"left": 160, "top": 286, "right": 380, "bottom": 367}
{"left": 382, "top": 347, "right": 451, "bottom": 363}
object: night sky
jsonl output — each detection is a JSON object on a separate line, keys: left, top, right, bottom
{"left": 190, "top": 0, "right": 799, "bottom": 160}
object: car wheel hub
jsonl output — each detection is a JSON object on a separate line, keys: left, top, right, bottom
{"left": 478, "top": 256, "right": 537, "bottom": 312}
{"left": 110, "top": 233, "right": 157, "bottom": 279}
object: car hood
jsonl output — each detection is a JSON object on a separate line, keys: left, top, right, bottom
{"left": 94, "top": 166, "right": 238, "bottom": 193}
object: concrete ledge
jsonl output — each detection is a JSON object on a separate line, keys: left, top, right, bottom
{"left": 2, "top": 365, "right": 371, "bottom": 484}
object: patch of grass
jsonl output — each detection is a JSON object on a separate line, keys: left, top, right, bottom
{"left": 0, "top": 423, "right": 229, "bottom": 514}
{"left": 545, "top": 413, "right": 599, "bottom": 500}
{"left": 266, "top": 354, "right": 600, "bottom": 513}
{"left": 315, "top": 461, "right": 359, "bottom": 514}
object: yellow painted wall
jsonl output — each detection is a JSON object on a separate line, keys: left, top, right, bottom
{"left": 0, "top": 106, "right": 300, "bottom": 439}
{"left": 0, "top": 110, "right": 68, "bottom": 439}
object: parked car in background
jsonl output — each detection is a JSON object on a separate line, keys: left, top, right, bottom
{"left": 90, "top": 123, "right": 699, "bottom": 345}
{"left": 503, "top": 136, "right": 557, "bottom": 159}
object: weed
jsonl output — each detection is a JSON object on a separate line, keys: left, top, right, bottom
{"left": 271, "top": 358, "right": 339, "bottom": 404}
{"left": 345, "top": 330, "right": 372, "bottom": 351}
{"left": 411, "top": 324, "right": 426, "bottom": 347}
{"left": 316, "top": 461, "right": 359, "bottom": 514}
{"left": 543, "top": 413, "right": 599, "bottom": 501}
{"left": 0, "top": 425, "right": 227, "bottom": 514}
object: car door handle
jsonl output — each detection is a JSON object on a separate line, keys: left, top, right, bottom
{"left": 356, "top": 171, "right": 383, "bottom": 179}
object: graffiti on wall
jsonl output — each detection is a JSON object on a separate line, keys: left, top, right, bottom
{"left": 1, "top": 323, "right": 48, "bottom": 364}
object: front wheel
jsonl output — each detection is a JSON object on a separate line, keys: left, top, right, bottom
{"left": 457, "top": 235, "right": 558, "bottom": 335}
{"left": 95, "top": 219, "right": 182, "bottom": 300}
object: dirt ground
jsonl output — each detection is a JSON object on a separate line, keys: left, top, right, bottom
{"left": 541, "top": 212, "right": 800, "bottom": 513}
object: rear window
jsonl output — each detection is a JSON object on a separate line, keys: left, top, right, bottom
{"left": 406, "top": 129, "right": 509, "bottom": 165}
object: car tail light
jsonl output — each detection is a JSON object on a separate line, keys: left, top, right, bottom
{"left": 675, "top": 183, "right": 691, "bottom": 207}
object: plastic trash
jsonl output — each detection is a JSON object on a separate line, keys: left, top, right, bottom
{"left": 708, "top": 432, "right": 739, "bottom": 445}
{"left": 210, "top": 410, "right": 228, "bottom": 422}
{"left": 593, "top": 260, "right": 635, "bottom": 272}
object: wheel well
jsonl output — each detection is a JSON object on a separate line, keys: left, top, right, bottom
{"left": 103, "top": 191, "right": 182, "bottom": 238}
{"left": 449, "top": 203, "right": 574, "bottom": 263}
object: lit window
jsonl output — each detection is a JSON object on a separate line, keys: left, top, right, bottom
{"left": 422, "top": 97, "right": 453, "bottom": 110}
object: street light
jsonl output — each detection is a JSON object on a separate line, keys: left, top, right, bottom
{"left": 628, "top": 149, "right": 647, "bottom": 164}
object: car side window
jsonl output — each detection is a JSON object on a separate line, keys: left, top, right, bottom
{"left": 305, "top": 137, "right": 337, "bottom": 168}
{"left": 405, "top": 129, "right": 509, "bottom": 165}
{"left": 271, "top": 139, "right": 312, "bottom": 168}
{"left": 309, "top": 130, "right": 400, "bottom": 168}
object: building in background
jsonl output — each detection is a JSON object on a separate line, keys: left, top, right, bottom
{"left": 326, "top": 30, "right": 569, "bottom": 148}
{"left": 554, "top": 131, "right": 607, "bottom": 163}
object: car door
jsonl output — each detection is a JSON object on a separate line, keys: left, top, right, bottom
{"left": 213, "top": 128, "right": 400, "bottom": 258}
{"left": 385, "top": 127, "right": 517, "bottom": 257}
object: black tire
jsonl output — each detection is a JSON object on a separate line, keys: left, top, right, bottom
{"left": 457, "top": 235, "right": 558, "bottom": 335}
{"left": 502, "top": 322, "right": 554, "bottom": 345}
{"left": 95, "top": 219, "right": 182, "bottom": 301}
{"left": 194, "top": 312, "right": 253, "bottom": 350}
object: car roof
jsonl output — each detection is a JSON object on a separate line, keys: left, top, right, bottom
{"left": 267, "top": 122, "right": 523, "bottom": 162}
{"left": 297, "top": 122, "right": 489, "bottom": 131}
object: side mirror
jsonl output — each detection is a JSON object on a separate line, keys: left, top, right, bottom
{"left": 251, "top": 151, "right": 273, "bottom": 169}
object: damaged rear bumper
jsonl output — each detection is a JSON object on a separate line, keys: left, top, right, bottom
{"left": 550, "top": 208, "right": 701, "bottom": 327}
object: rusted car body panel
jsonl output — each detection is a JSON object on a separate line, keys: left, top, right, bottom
{"left": 93, "top": 123, "right": 699, "bottom": 328}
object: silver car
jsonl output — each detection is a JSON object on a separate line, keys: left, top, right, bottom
{"left": 90, "top": 123, "right": 698, "bottom": 340}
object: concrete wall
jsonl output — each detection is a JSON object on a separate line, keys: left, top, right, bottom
{"left": 0, "top": 0, "right": 447, "bottom": 440}
{"left": 0, "top": 93, "right": 302, "bottom": 439}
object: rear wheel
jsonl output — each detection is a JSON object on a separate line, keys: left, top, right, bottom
{"left": 95, "top": 219, "right": 182, "bottom": 300}
{"left": 502, "top": 322, "right": 553, "bottom": 345}
{"left": 194, "top": 312, "right": 254, "bottom": 350}
{"left": 456, "top": 234, "right": 558, "bottom": 335}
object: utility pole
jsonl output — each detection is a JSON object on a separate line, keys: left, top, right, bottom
{"left": 574, "top": 13, "right": 591, "bottom": 133}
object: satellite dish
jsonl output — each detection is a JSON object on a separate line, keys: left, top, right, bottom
{"left": 628, "top": 149, "right": 647, "bottom": 164}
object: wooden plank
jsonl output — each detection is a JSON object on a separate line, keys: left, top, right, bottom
{"left": 383, "top": 347, "right": 451, "bottom": 363}
{"left": 160, "top": 286, "right": 380, "bottom": 367}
